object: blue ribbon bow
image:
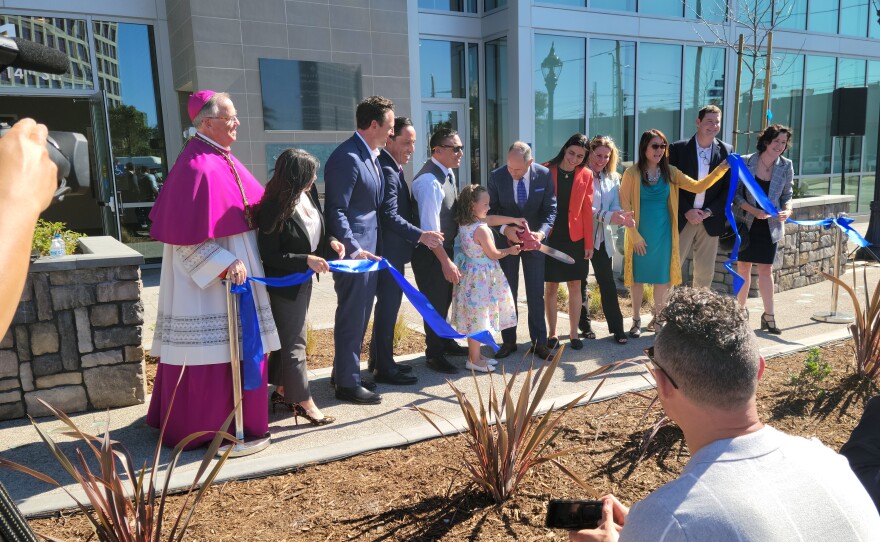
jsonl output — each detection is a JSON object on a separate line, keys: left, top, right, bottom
{"left": 724, "top": 154, "right": 870, "bottom": 294}
{"left": 231, "top": 258, "right": 502, "bottom": 389}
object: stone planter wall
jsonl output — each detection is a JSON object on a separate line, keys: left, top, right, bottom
{"left": 682, "top": 195, "right": 854, "bottom": 295}
{"left": 0, "top": 237, "right": 145, "bottom": 420}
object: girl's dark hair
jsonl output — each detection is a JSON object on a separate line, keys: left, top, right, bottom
{"left": 456, "top": 183, "right": 487, "bottom": 226}
{"left": 254, "top": 148, "right": 319, "bottom": 233}
{"left": 756, "top": 124, "right": 793, "bottom": 153}
{"left": 546, "top": 133, "right": 590, "bottom": 168}
{"left": 637, "top": 129, "right": 673, "bottom": 186}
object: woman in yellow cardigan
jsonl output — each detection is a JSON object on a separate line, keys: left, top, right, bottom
{"left": 621, "top": 129, "right": 730, "bottom": 337}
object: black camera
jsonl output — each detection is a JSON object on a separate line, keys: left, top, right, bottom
{"left": 0, "top": 123, "right": 90, "bottom": 201}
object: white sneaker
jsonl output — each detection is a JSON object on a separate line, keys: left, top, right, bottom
{"left": 465, "top": 361, "right": 494, "bottom": 373}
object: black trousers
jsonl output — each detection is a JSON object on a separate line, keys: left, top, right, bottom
{"left": 411, "top": 245, "right": 454, "bottom": 358}
{"left": 587, "top": 243, "right": 625, "bottom": 336}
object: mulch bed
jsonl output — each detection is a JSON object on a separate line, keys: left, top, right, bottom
{"left": 34, "top": 340, "right": 878, "bottom": 541}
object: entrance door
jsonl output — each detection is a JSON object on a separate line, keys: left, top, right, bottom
{"left": 89, "top": 91, "right": 121, "bottom": 240}
{"left": 423, "top": 102, "right": 468, "bottom": 187}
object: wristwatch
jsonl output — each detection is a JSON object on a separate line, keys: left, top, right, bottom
{"left": 702, "top": 208, "right": 713, "bottom": 218}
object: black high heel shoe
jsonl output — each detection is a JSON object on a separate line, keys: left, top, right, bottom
{"left": 271, "top": 391, "right": 294, "bottom": 413}
{"left": 761, "top": 313, "right": 781, "bottom": 335}
{"left": 293, "top": 403, "right": 335, "bottom": 426}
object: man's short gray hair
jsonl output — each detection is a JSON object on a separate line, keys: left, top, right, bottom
{"left": 508, "top": 141, "right": 532, "bottom": 163}
{"left": 192, "top": 92, "right": 231, "bottom": 129}
{"left": 654, "top": 288, "right": 761, "bottom": 410}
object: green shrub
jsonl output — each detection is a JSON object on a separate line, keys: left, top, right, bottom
{"left": 788, "top": 347, "right": 832, "bottom": 397}
{"left": 556, "top": 285, "right": 569, "bottom": 312}
{"left": 32, "top": 219, "right": 85, "bottom": 256}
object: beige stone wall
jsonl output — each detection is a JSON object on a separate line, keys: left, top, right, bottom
{"left": 0, "top": 266, "right": 145, "bottom": 420}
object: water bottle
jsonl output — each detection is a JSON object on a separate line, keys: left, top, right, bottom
{"left": 49, "top": 234, "right": 65, "bottom": 258}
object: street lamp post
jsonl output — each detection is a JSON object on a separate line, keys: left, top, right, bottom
{"left": 541, "top": 43, "right": 563, "bottom": 154}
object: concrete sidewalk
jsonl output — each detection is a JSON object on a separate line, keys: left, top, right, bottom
{"left": 3, "top": 235, "right": 878, "bottom": 516}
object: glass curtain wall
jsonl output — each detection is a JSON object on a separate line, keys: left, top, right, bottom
{"left": 640, "top": 0, "right": 683, "bottom": 17}
{"left": 534, "top": 34, "right": 585, "bottom": 163}
{"left": 420, "top": 40, "right": 466, "bottom": 98}
{"left": 468, "top": 43, "right": 481, "bottom": 183}
{"left": 774, "top": 0, "right": 808, "bottom": 29}
{"left": 801, "top": 55, "right": 836, "bottom": 195}
{"left": 767, "top": 53, "right": 804, "bottom": 175}
{"left": 839, "top": 0, "right": 868, "bottom": 37}
{"left": 637, "top": 43, "right": 682, "bottom": 144}
{"left": 683, "top": 46, "right": 726, "bottom": 128}
{"left": 864, "top": 61, "right": 880, "bottom": 211}
{"left": 418, "top": 0, "right": 477, "bottom": 13}
{"left": 831, "top": 58, "right": 866, "bottom": 203}
{"left": 589, "top": 39, "right": 635, "bottom": 165}
{"left": 486, "top": 37, "right": 508, "bottom": 172}
{"left": 808, "top": 0, "right": 839, "bottom": 33}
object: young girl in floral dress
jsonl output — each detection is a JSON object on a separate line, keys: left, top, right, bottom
{"left": 450, "top": 184, "right": 522, "bottom": 372}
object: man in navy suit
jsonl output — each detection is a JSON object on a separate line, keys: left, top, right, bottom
{"left": 488, "top": 141, "right": 557, "bottom": 360}
{"left": 669, "top": 104, "right": 733, "bottom": 289}
{"left": 369, "top": 117, "right": 444, "bottom": 384}
{"left": 324, "top": 96, "right": 394, "bottom": 404}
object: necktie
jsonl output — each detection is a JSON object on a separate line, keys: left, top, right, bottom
{"left": 373, "top": 157, "right": 382, "bottom": 182}
{"left": 446, "top": 172, "right": 454, "bottom": 189}
{"left": 399, "top": 166, "right": 406, "bottom": 184}
{"left": 516, "top": 178, "right": 527, "bottom": 208}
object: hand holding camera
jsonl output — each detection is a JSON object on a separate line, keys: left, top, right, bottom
{"left": 0, "top": 119, "right": 57, "bottom": 215}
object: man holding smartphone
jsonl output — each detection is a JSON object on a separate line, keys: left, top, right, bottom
{"left": 569, "top": 288, "right": 880, "bottom": 541}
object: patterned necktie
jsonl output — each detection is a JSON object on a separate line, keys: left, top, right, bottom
{"left": 446, "top": 172, "right": 454, "bottom": 188}
{"left": 516, "top": 178, "right": 527, "bottom": 208}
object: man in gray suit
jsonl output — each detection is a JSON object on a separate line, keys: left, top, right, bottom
{"left": 411, "top": 126, "right": 468, "bottom": 374}
{"left": 488, "top": 142, "right": 557, "bottom": 360}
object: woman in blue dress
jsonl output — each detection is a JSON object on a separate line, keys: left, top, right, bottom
{"left": 620, "top": 129, "right": 730, "bottom": 337}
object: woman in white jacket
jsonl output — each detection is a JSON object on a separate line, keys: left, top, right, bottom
{"left": 587, "top": 135, "right": 634, "bottom": 344}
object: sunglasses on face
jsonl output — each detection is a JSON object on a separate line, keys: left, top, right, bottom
{"left": 644, "top": 346, "right": 679, "bottom": 389}
{"left": 439, "top": 144, "right": 464, "bottom": 153}
{"left": 650, "top": 143, "right": 668, "bottom": 151}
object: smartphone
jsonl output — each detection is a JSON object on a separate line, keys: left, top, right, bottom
{"left": 545, "top": 499, "right": 603, "bottom": 530}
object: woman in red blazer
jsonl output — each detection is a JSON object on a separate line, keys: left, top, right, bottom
{"left": 543, "top": 133, "right": 594, "bottom": 350}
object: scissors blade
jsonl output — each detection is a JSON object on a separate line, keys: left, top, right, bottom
{"left": 538, "top": 244, "right": 576, "bottom": 264}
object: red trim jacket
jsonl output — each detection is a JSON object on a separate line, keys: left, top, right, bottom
{"left": 546, "top": 164, "right": 594, "bottom": 251}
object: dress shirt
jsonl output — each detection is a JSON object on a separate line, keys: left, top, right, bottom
{"left": 295, "top": 193, "right": 322, "bottom": 252}
{"left": 197, "top": 132, "right": 230, "bottom": 152}
{"left": 355, "top": 131, "right": 382, "bottom": 181}
{"left": 591, "top": 170, "right": 623, "bottom": 257}
{"left": 412, "top": 157, "right": 451, "bottom": 232}
{"left": 693, "top": 141, "right": 712, "bottom": 209}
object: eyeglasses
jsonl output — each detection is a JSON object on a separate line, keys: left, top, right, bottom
{"left": 439, "top": 144, "right": 464, "bottom": 153}
{"left": 644, "top": 346, "right": 679, "bottom": 389}
{"left": 209, "top": 115, "right": 239, "bottom": 123}
{"left": 699, "top": 149, "right": 710, "bottom": 166}
{"left": 650, "top": 143, "right": 668, "bottom": 151}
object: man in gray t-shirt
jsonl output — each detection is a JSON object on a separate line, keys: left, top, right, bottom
{"left": 570, "top": 288, "right": 880, "bottom": 542}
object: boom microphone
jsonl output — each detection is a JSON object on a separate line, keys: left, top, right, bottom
{"left": 0, "top": 36, "right": 69, "bottom": 74}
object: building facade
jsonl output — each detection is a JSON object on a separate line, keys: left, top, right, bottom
{"left": 0, "top": 0, "right": 878, "bottom": 262}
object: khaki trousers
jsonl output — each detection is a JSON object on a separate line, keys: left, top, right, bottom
{"left": 679, "top": 222, "right": 719, "bottom": 288}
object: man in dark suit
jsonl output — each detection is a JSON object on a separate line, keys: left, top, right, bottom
{"left": 369, "top": 117, "right": 444, "bottom": 384}
{"left": 324, "top": 96, "right": 395, "bottom": 404}
{"left": 488, "top": 141, "right": 557, "bottom": 360}
{"left": 411, "top": 126, "right": 469, "bottom": 374}
{"left": 669, "top": 105, "right": 733, "bottom": 289}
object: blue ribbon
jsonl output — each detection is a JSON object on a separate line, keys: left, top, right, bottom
{"left": 231, "top": 258, "right": 502, "bottom": 388}
{"left": 724, "top": 154, "right": 871, "bottom": 294}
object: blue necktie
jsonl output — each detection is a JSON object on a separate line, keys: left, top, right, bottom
{"left": 516, "top": 178, "right": 527, "bottom": 208}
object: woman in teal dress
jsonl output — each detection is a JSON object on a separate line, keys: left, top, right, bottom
{"left": 620, "top": 129, "right": 730, "bottom": 337}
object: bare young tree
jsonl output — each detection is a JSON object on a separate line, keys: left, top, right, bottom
{"left": 687, "top": 1, "right": 806, "bottom": 149}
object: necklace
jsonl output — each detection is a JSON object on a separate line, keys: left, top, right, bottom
{"left": 646, "top": 168, "right": 661, "bottom": 185}
{"left": 760, "top": 156, "right": 775, "bottom": 171}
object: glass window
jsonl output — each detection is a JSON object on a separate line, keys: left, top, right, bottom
{"left": 866, "top": 61, "right": 880, "bottom": 173}
{"left": 468, "top": 43, "right": 481, "bottom": 184}
{"left": 637, "top": 42, "right": 682, "bottom": 144}
{"left": 534, "top": 35, "right": 586, "bottom": 163}
{"left": 589, "top": 39, "right": 636, "bottom": 166}
{"left": 873, "top": 11, "right": 880, "bottom": 39}
{"left": 808, "top": 0, "right": 838, "bottom": 34}
{"left": 763, "top": 0, "right": 807, "bottom": 30}
{"left": 0, "top": 15, "right": 92, "bottom": 91}
{"left": 802, "top": 55, "right": 836, "bottom": 176}
{"left": 418, "top": 0, "right": 477, "bottom": 13}
{"left": 839, "top": 0, "right": 868, "bottom": 37}
{"left": 486, "top": 37, "right": 508, "bottom": 173}
{"left": 683, "top": 46, "right": 725, "bottom": 129}
{"left": 734, "top": 56, "right": 765, "bottom": 155}
{"left": 484, "top": 0, "right": 507, "bottom": 9}
{"left": 259, "top": 59, "right": 362, "bottom": 131}
{"left": 768, "top": 53, "right": 804, "bottom": 174}
{"left": 590, "top": 0, "right": 635, "bottom": 11}
{"left": 541, "top": 0, "right": 586, "bottom": 6}
{"left": 687, "top": 0, "right": 726, "bottom": 22}
{"left": 640, "top": 0, "right": 683, "bottom": 17}
{"left": 420, "top": 39, "right": 466, "bottom": 98}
